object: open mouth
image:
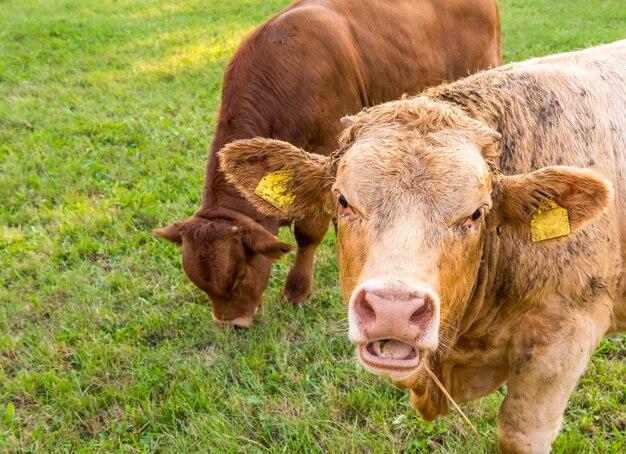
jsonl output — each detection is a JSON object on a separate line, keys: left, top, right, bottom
{"left": 358, "top": 339, "right": 421, "bottom": 373}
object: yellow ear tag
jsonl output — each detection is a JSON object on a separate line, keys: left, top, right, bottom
{"left": 530, "top": 199, "right": 570, "bottom": 242}
{"left": 254, "top": 170, "right": 296, "bottom": 212}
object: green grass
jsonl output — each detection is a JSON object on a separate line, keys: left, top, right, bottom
{"left": 1, "top": 0, "right": 625, "bottom": 451}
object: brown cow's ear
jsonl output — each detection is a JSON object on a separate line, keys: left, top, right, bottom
{"left": 219, "top": 138, "right": 335, "bottom": 220}
{"left": 495, "top": 166, "right": 613, "bottom": 237}
{"left": 153, "top": 221, "right": 183, "bottom": 243}
{"left": 242, "top": 224, "right": 292, "bottom": 260}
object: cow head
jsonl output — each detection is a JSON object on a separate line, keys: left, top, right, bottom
{"left": 154, "top": 210, "right": 291, "bottom": 327}
{"left": 219, "top": 96, "right": 612, "bottom": 374}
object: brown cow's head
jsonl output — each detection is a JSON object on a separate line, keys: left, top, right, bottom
{"left": 154, "top": 210, "right": 291, "bottom": 327}
{"left": 220, "top": 96, "right": 612, "bottom": 375}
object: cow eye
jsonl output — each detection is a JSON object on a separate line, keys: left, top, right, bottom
{"left": 336, "top": 192, "right": 357, "bottom": 219}
{"left": 460, "top": 207, "right": 484, "bottom": 230}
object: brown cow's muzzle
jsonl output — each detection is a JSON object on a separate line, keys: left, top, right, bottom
{"left": 348, "top": 279, "right": 440, "bottom": 380}
{"left": 212, "top": 308, "right": 258, "bottom": 328}
{"left": 211, "top": 302, "right": 260, "bottom": 328}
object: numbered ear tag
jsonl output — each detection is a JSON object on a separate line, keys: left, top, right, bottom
{"left": 530, "top": 199, "right": 570, "bottom": 242}
{"left": 255, "top": 170, "right": 296, "bottom": 212}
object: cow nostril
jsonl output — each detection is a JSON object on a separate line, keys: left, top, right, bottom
{"left": 355, "top": 291, "right": 376, "bottom": 325}
{"left": 363, "top": 300, "right": 376, "bottom": 317}
{"left": 409, "top": 298, "right": 432, "bottom": 325}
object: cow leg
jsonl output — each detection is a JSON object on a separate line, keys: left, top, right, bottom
{"left": 497, "top": 301, "right": 611, "bottom": 453}
{"left": 282, "top": 214, "right": 331, "bottom": 304}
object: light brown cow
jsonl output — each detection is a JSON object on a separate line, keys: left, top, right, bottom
{"left": 154, "top": 0, "right": 502, "bottom": 327}
{"left": 220, "top": 40, "right": 626, "bottom": 452}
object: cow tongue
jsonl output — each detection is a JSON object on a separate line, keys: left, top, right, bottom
{"left": 371, "top": 340, "right": 415, "bottom": 359}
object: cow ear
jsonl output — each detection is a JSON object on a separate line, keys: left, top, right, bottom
{"left": 340, "top": 115, "right": 356, "bottom": 127}
{"left": 153, "top": 221, "right": 183, "bottom": 243}
{"left": 242, "top": 224, "right": 292, "bottom": 260}
{"left": 219, "top": 138, "right": 335, "bottom": 220}
{"left": 495, "top": 166, "right": 613, "bottom": 237}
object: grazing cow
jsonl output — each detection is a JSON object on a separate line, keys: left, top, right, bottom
{"left": 154, "top": 0, "right": 502, "bottom": 327}
{"left": 219, "top": 40, "right": 626, "bottom": 451}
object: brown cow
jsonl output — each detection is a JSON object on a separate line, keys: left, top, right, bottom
{"left": 154, "top": 0, "right": 502, "bottom": 327}
{"left": 220, "top": 40, "right": 626, "bottom": 451}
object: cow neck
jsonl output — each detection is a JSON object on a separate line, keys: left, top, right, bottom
{"left": 202, "top": 145, "right": 244, "bottom": 207}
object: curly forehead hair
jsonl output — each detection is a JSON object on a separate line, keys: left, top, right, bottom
{"left": 330, "top": 96, "right": 502, "bottom": 174}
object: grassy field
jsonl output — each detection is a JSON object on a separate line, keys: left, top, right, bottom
{"left": 1, "top": 0, "right": 625, "bottom": 452}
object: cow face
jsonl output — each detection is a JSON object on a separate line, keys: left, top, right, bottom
{"left": 220, "top": 97, "right": 612, "bottom": 376}
{"left": 154, "top": 213, "right": 291, "bottom": 327}
{"left": 333, "top": 127, "right": 496, "bottom": 381}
